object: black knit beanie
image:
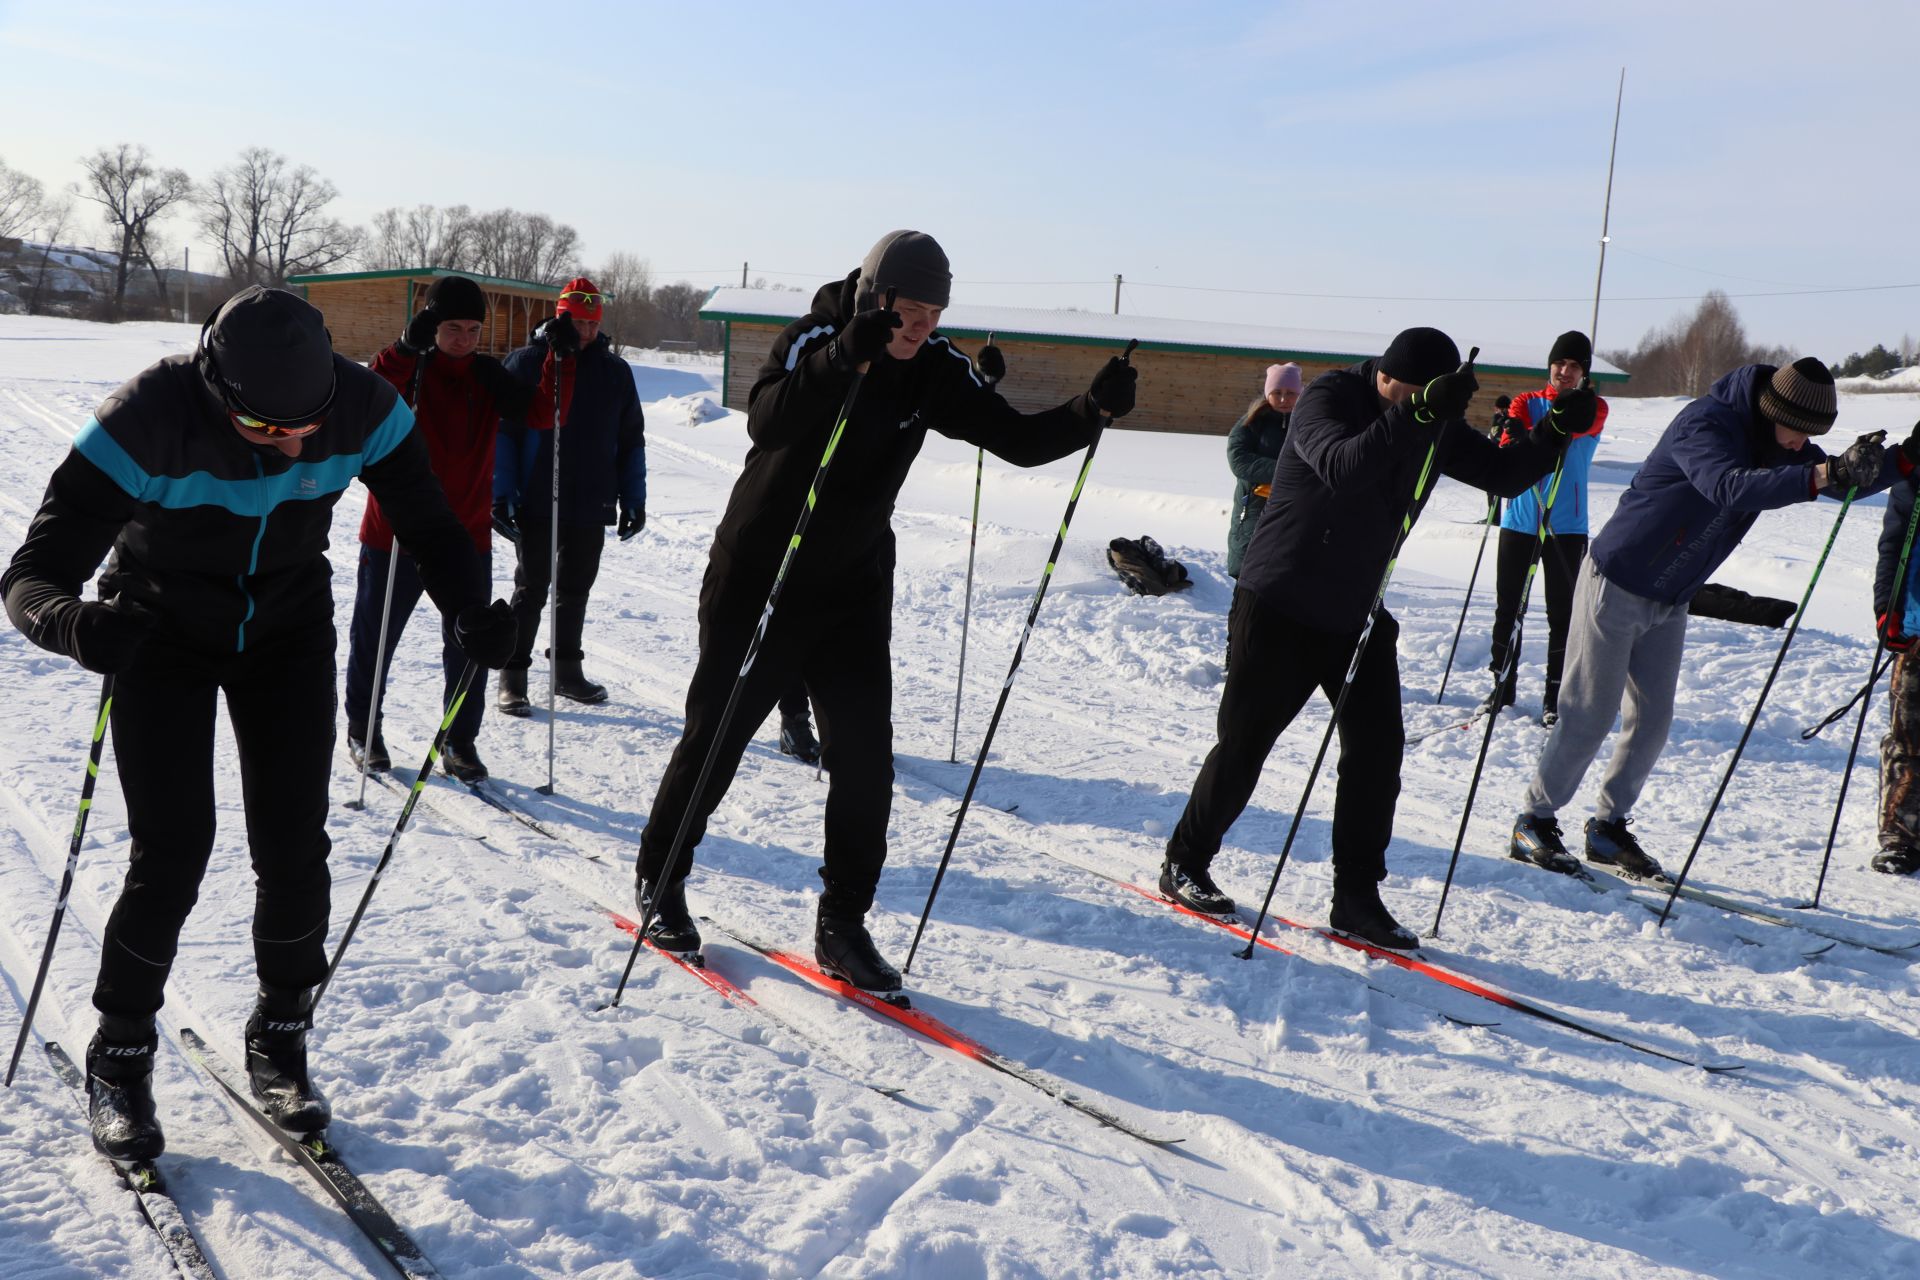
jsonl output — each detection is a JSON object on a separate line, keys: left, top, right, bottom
{"left": 424, "top": 275, "right": 488, "bottom": 323}
{"left": 1378, "top": 327, "right": 1461, "bottom": 386}
{"left": 199, "top": 285, "right": 335, "bottom": 422}
{"left": 1758, "top": 357, "right": 1838, "bottom": 435}
{"left": 1548, "top": 330, "right": 1592, "bottom": 372}
{"left": 855, "top": 230, "right": 952, "bottom": 310}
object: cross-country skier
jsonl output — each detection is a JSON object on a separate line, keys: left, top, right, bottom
{"left": 634, "top": 229, "right": 1134, "bottom": 992}
{"left": 1864, "top": 417, "right": 1920, "bottom": 877}
{"left": 1161, "top": 327, "right": 1578, "bottom": 949}
{"left": 1510, "top": 358, "right": 1904, "bottom": 879}
{"left": 0, "top": 287, "right": 518, "bottom": 1163}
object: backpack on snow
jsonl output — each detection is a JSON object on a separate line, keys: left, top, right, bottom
{"left": 1107, "top": 535, "right": 1192, "bottom": 597}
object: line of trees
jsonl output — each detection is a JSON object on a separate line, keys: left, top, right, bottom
{"left": 1601, "top": 291, "right": 1794, "bottom": 398}
{"left": 1830, "top": 340, "right": 1916, "bottom": 380}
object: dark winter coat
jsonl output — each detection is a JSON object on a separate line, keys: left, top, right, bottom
{"left": 1874, "top": 471, "right": 1920, "bottom": 631}
{"left": 364, "top": 345, "right": 532, "bottom": 553}
{"left": 2, "top": 354, "right": 483, "bottom": 657}
{"left": 1590, "top": 365, "right": 1870, "bottom": 607}
{"left": 715, "top": 270, "right": 1101, "bottom": 600}
{"left": 494, "top": 324, "right": 646, "bottom": 525}
{"left": 1225, "top": 402, "right": 1288, "bottom": 577}
{"left": 1234, "top": 358, "right": 1561, "bottom": 633}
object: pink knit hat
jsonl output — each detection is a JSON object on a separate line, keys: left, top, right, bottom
{"left": 1265, "top": 362, "right": 1303, "bottom": 395}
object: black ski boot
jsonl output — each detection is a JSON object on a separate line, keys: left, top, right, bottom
{"left": 635, "top": 876, "right": 701, "bottom": 955}
{"left": 1872, "top": 847, "right": 1920, "bottom": 876}
{"left": 1510, "top": 813, "right": 1586, "bottom": 876}
{"left": 554, "top": 659, "right": 608, "bottom": 704}
{"left": 497, "top": 667, "right": 531, "bottom": 717}
{"left": 1158, "top": 859, "right": 1235, "bottom": 915}
{"left": 441, "top": 738, "right": 488, "bottom": 784}
{"left": 86, "top": 1017, "right": 164, "bottom": 1164}
{"left": 1584, "top": 816, "right": 1667, "bottom": 881}
{"left": 347, "top": 723, "right": 390, "bottom": 772}
{"left": 1328, "top": 879, "right": 1418, "bottom": 950}
{"left": 778, "top": 712, "right": 821, "bottom": 766}
{"left": 1479, "top": 673, "right": 1517, "bottom": 718}
{"left": 552, "top": 592, "right": 608, "bottom": 703}
{"left": 245, "top": 986, "right": 330, "bottom": 1136}
{"left": 816, "top": 907, "right": 903, "bottom": 995}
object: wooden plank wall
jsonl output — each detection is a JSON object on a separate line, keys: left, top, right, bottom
{"left": 305, "top": 278, "right": 556, "bottom": 363}
{"left": 722, "top": 322, "right": 1545, "bottom": 436}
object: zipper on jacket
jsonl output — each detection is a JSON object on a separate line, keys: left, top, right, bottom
{"left": 236, "top": 455, "right": 268, "bottom": 652}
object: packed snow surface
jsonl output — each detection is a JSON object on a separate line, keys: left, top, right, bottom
{"left": 2, "top": 315, "right": 1919, "bottom": 1278}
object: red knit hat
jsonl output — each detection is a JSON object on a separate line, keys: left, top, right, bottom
{"left": 556, "top": 276, "right": 603, "bottom": 322}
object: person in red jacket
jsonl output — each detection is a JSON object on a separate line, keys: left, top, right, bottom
{"left": 344, "top": 275, "right": 534, "bottom": 782}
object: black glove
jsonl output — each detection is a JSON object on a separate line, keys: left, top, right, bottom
{"left": 1088, "top": 356, "right": 1138, "bottom": 419}
{"left": 1544, "top": 385, "right": 1599, "bottom": 438}
{"left": 1827, "top": 432, "right": 1888, "bottom": 492}
{"left": 70, "top": 599, "right": 154, "bottom": 675}
{"left": 975, "top": 343, "right": 1006, "bottom": 385}
{"left": 546, "top": 313, "right": 581, "bottom": 357}
{"left": 491, "top": 498, "right": 518, "bottom": 543}
{"left": 828, "top": 307, "right": 902, "bottom": 372}
{"left": 617, "top": 500, "right": 644, "bottom": 542}
{"left": 1409, "top": 366, "right": 1479, "bottom": 424}
{"left": 399, "top": 307, "right": 439, "bottom": 356}
{"left": 453, "top": 599, "right": 519, "bottom": 670}
{"left": 1902, "top": 418, "right": 1920, "bottom": 465}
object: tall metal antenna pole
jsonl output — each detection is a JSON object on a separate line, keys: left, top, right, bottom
{"left": 1589, "top": 68, "right": 1625, "bottom": 350}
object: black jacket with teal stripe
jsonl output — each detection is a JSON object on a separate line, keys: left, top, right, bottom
{"left": 3, "top": 353, "right": 484, "bottom": 658}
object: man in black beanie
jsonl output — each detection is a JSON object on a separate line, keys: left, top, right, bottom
{"left": 632, "top": 229, "right": 1135, "bottom": 993}
{"left": 1160, "top": 326, "right": 1579, "bottom": 948}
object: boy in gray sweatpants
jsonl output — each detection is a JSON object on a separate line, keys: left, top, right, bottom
{"left": 1510, "top": 358, "right": 1906, "bottom": 879}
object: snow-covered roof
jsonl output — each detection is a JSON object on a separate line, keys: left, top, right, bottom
{"left": 700, "top": 287, "right": 1629, "bottom": 383}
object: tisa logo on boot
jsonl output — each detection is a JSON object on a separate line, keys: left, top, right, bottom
{"left": 97, "top": 1043, "right": 152, "bottom": 1057}
{"left": 258, "top": 1017, "right": 308, "bottom": 1033}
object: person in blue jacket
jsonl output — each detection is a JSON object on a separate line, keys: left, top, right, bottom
{"left": 1511, "top": 358, "right": 1906, "bottom": 880}
{"left": 491, "top": 278, "right": 646, "bottom": 712}
{"left": 1225, "top": 362, "right": 1300, "bottom": 578}
{"left": 1485, "top": 331, "right": 1607, "bottom": 724}
{"left": 1868, "top": 448, "right": 1920, "bottom": 876}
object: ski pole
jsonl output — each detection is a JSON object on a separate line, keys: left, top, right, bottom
{"left": 312, "top": 661, "right": 478, "bottom": 1014}
{"left": 1436, "top": 493, "right": 1499, "bottom": 703}
{"left": 1239, "top": 347, "right": 1477, "bottom": 958}
{"left": 950, "top": 333, "right": 997, "bottom": 763}
{"left": 539, "top": 341, "right": 564, "bottom": 797}
{"left": 1659, "top": 453, "right": 1876, "bottom": 926}
{"left": 905, "top": 339, "right": 1136, "bottom": 977}
{"left": 1430, "top": 442, "right": 1572, "bottom": 936}
{"left": 607, "top": 290, "right": 898, "bottom": 1008}
{"left": 6, "top": 676, "right": 113, "bottom": 1087}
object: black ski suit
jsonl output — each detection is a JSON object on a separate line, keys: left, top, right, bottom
{"left": 1, "top": 354, "right": 486, "bottom": 1020}
{"left": 638, "top": 271, "right": 1101, "bottom": 915}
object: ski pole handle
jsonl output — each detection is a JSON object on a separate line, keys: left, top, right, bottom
{"left": 1096, "top": 339, "right": 1140, "bottom": 420}
{"left": 854, "top": 287, "right": 898, "bottom": 375}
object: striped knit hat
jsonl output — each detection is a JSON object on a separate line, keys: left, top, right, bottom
{"left": 1758, "top": 357, "right": 1838, "bottom": 435}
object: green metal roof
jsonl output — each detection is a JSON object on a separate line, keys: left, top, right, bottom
{"left": 287, "top": 267, "right": 562, "bottom": 294}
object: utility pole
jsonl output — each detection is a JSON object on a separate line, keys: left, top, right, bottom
{"left": 741, "top": 261, "right": 748, "bottom": 287}
{"left": 1113, "top": 274, "right": 1122, "bottom": 315}
{"left": 1590, "top": 68, "right": 1625, "bottom": 351}
{"left": 182, "top": 246, "right": 190, "bottom": 321}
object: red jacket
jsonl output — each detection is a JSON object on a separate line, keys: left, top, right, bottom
{"left": 361, "top": 346, "right": 530, "bottom": 552}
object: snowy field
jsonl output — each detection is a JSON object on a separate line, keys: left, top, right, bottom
{"left": 3, "top": 314, "right": 1920, "bottom": 1278}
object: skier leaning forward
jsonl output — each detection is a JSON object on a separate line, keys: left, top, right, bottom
{"left": 633, "top": 229, "right": 1136, "bottom": 992}
{"left": 1159, "top": 327, "right": 1579, "bottom": 949}
{"left": 0, "top": 287, "right": 519, "bottom": 1162}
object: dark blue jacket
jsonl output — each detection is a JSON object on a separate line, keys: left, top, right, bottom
{"left": 1590, "top": 365, "right": 1872, "bottom": 606}
{"left": 1236, "top": 358, "right": 1560, "bottom": 632}
{"left": 1225, "top": 402, "right": 1288, "bottom": 578}
{"left": 494, "top": 324, "right": 646, "bottom": 524}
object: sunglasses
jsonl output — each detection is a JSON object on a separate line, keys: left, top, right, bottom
{"left": 229, "top": 410, "right": 325, "bottom": 439}
{"left": 559, "top": 291, "right": 604, "bottom": 306}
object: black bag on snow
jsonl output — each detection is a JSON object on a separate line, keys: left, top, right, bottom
{"left": 1107, "top": 535, "right": 1193, "bottom": 597}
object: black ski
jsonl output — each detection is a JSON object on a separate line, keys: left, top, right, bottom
{"left": 1521, "top": 857, "right": 1838, "bottom": 958}
{"left": 177, "top": 1029, "right": 442, "bottom": 1279}
{"left": 44, "top": 1042, "right": 217, "bottom": 1280}
{"left": 461, "top": 778, "right": 581, "bottom": 847}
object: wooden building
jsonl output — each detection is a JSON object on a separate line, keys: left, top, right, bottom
{"left": 699, "top": 288, "right": 1629, "bottom": 436}
{"left": 288, "top": 268, "right": 560, "bottom": 363}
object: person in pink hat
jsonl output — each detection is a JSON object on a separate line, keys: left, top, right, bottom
{"left": 1225, "top": 362, "right": 1301, "bottom": 577}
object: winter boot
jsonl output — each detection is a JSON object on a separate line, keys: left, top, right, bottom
{"left": 441, "top": 738, "right": 488, "bottom": 784}
{"left": 816, "top": 906, "right": 903, "bottom": 995}
{"left": 1158, "top": 859, "right": 1236, "bottom": 915}
{"left": 496, "top": 667, "right": 531, "bottom": 717}
{"left": 553, "top": 659, "right": 608, "bottom": 704}
{"left": 347, "top": 723, "right": 390, "bottom": 772}
{"left": 1584, "top": 816, "right": 1667, "bottom": 881}
{"left": 635, "top": 876, "right": 701, "bottom": 955}
{"left": 779, "top": 712, "right": 822, "bottom": 766}
{"left": 1872, "top": 847, "right": 1920, "bottom": 876}
{"left": 244, "top": 985, "right": 330, "bottom": 1136}
{"left": 85, "top": 1016, "right": 164, "bottom": 1164}
{"left": 1509, "top": 813, "right": 1586, "bottom": 876}
{"left": 1479, "top": 672, "right": 1517, "bottom": 718}
{"left": 1328, "top": 879, "right": 1418, "bottom": 950}
{"left": 552, "top": 592, "right": 608, "bottom": 703}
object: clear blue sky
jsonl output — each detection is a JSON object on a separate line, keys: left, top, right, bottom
{"left": 3, "top": 0, "right": 1915, "bottom": 363}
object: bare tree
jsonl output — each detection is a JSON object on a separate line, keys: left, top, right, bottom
{"left": 1604, "top": 290, "right": 1799, "bottom": 397}
{"left": 25, "top": 196, "right": 74, "bottom": 315}
{"left": 597, "top": 252, "right": 653, "bottom": 351}
{"left": 198, "top": 147, "right": 361, "bottom": 286}
{"left": 465, "top": 208, "right": 580, "bottom": 282}
{"left": 367, "top": 202, "right": 472, "bottom": 270}
{"left": 75, "top": 144, "right": 192, "bottom": 317}
{"left": 0, "top": 156, "right": 44, "bottom": 240}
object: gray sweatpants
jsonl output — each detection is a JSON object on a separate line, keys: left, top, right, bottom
{"left": 1522, "top": 555, "right": 1689, "bottom": 821}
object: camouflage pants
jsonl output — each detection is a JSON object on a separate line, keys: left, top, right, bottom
{"left": 1880, "top": 650, "right": 1920, "bottom": 852}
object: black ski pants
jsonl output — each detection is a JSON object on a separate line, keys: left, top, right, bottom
{"left": 94, "top": 626, "right": 337, "bottom": 1021}
{"left": 508, "top": 519, "right": 605, "bottom": 668}
{"left": 640, "top": 563, "right": 893, "bottom": 916}
{"left": 1167, "top": 588, "right": 1403, "bottom": 887}
{"left": 1488, "top": 529, "right": 1587, "bottom": 710}
{"left": 343, "top": 544, "right": 491, "bottom": 746}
